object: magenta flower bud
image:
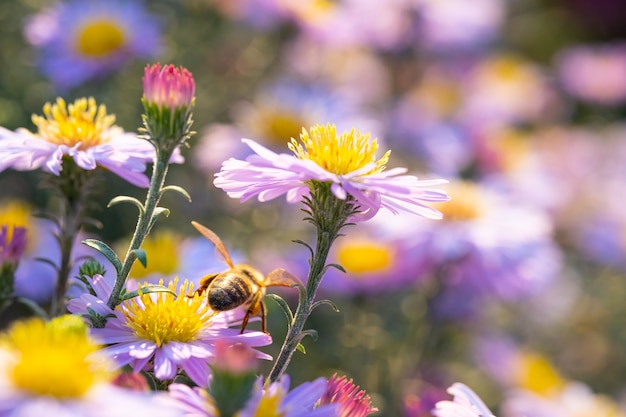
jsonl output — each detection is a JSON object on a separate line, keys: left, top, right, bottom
{"left": 141, "top": 63, "right": 196, "bottom": 153}
{"left": 143, "top": 63, "right": 195, "bottom": 111}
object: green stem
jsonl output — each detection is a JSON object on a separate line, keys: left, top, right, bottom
{"left": 49, "top": 163, "right": 96, "bottom": 317}
{"left": 267, "top": 183, "right": 356, "bottom": 383}
{"left": 106, "top": 150, "right": 171, "bottom": 309}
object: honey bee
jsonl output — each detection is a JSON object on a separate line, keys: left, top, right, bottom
{"left": 191, "top": 221, "right": 301, "bottom": 334}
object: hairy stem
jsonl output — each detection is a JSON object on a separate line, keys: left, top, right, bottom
{"left": 106, "top": 151, "right": 171, "bottom": 309}
{"left": 267, "top": 182, "right": 356, "bottom": 383}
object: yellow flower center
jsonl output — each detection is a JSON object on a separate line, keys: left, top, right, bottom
{"left": 122, "top": 278, "right": 214, "bottom": 347}
{"left": 254, "top": 109, "right": 310, "bottom": 148}
{"left": 76, "top": 19, "right": 126, "bottom": 57}
{"left": 336, "top": 239, "right": 393, "bottom": 275}
{"left": 32, "top": 97, "right": 115, "bottom": 149}
{"left": 127, "top": 232, "right": 181, "bottom": 279}
{"left": 249, "top": 392, "right": 285, "bottom": 417}
{"left": 516, "top": 352, "right": 565, "bottom": 396}
{"left": 3, "top": 316, "right": 111, "bottom": 399}
{"left": 0, "top": 200, "right": 36, "bottom": 252}
{"left": 431, "top": 182, "right": 486, "bottom": 221}
{"left": 289, "top": 123, "right": 390, "bottom": 175}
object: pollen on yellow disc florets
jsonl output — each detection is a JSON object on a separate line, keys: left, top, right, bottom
{"left": 122, "top": 278, "right": 214, "bottom": 347}
{"left": 289, "top": 123, "right": 390, "bottom": 176}
{"left": 2, "top": 316, "right": 112, "bottom": 399}
{"left": 32, "top": 97, "right": 116, "bottom": 149}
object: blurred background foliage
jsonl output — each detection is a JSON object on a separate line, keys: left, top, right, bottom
{"left": 3, "top": 0, "right": 626, "bottom": 416}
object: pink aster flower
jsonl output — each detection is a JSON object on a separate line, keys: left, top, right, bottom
{"left": 319, "top": 373, "right": 378, "bottom": 417}
{"left": 74, "top": 277, "right": 272, "bottom": 386}
{"left": 0, "top": 97, "right": 177, "bottom": 187}
{"left": 433, "top": 383, "right": 496, "bottom": 417}
{"left": 214, "top": 123, "right": 449, "bottom": 220}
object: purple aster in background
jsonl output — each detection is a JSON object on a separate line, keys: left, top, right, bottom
{"left": 0, "top": 97, "right": 180, "bottom": 188}
{"left": 554, "top": 42, "right": 626, "bottom": 106}
{"left": 76, "top": 278, "right": 272, "bottom": 386}
{"left": 388, "top": 180, "right": 561, "bottom": 319}
{"left": 214, "top": 123, "right": 448, "bottom": 220}
{"left": 24, "top": 0, "right": 162, "bottom": 90}
{"left": 433, "top": 383, "right": 496, "bottom": 417}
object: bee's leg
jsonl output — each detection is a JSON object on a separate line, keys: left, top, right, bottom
{"left": 240, "top": 310, "right": 252, "bottom": 334}
{"left": 259, "top": 300, "right": 267, "bottom": 334}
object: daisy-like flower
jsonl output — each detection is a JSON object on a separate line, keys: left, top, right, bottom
{"left": 24, "top": 0, "right": 162, "bottom": 90}
{"left": 237, "top": 375, "right": 339, "bottom": 417}
{"left": 0, "top": 315, "right": 179, "bottom": 417}
{"left": 433, "top": 383, "right": 496, "bottom": 417}
{"left": 0, "top": 97, "right": 168, "bottom": 187}
{"left": 79, "top": 277, "right": 272, "bottom": 386}
{"left": 214, "top": 123, "right": 449, "bottom": 220}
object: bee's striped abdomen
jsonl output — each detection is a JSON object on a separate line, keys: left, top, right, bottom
{"left": 208, "top": 272, "right": 253, "bottom": 311}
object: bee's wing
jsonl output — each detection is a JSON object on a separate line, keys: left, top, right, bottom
{"left": 265, "top": 268, "right": 303, "bottom": 287}
{"left": 191, "top": 221, "right": 234, "bottom": 268}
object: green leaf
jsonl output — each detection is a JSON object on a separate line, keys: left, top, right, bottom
{"left": 296, "top": 343, "right": 307, "bottom": 354}
{"left": 14, "top": 297, "right": 49, "bottom": 319}
{"left": 160, "top": 185, "right": 192, "bottom": 202}
{"left": 311, "top": 299, "right": 340, "bottom": 313}
{"left": 107, "top": 196, "right": 145, "bottom": 216}
{"left": 120, "top": 284, "right": 177, "bottom": 301}
{"left": 132, "top": 249, "right": 148, "bottom": 268}
{"left": 147, "top": 207, "right": 170, "bottom": 232}
{"left": 81, "top": 239, "right": 123, "bottom": 276}
{"left": 265, "top": 294, "right": 294, "bottom": 330}
{"left": 324, "top": 263, "right": 346, "bottom": 273}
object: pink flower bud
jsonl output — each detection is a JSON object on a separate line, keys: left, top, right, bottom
{"left": 142, "top": 63, "right": 195, "bottom": 110}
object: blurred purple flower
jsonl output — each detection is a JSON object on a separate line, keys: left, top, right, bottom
{"left": 415, "top": 0, "right": 505, "bottom": 51}
{"left": 24, "top": 0, "right": 162, "bottom": 90}
{"left": 237, "top": 375, "right": 340, "bottom": 417}
{"left": 555, "top": 43, "right": 626, "bottom": 106}
{"left": 390, "top": 181, "right": 561, "bottom": 318}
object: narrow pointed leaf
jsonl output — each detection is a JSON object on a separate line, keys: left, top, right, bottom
{"left": 311, "top": 299, "right": 340, "bottom": 313}
{"left": 161, "top": 185, "right": 192, "bottom": 202}
{"left": 120, "top": 284, "right": 177, "bottom": 301}
{"left": 107, "top": 196, "right": 145, "bottom": 216}
{"left": 132, "top": 249, "right": 148, "bottom": 268}
{"left": 81, "top": 239, "right": 123, "bottom": 275}
{"left": 265, "top": 294, "right": 294, "bottom": 329}
{"left": 296, "top": 343, "right": 307, "bottom": 354}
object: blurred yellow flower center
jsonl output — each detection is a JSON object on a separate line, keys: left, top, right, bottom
{"left": 128, "top": 232, "right": 181, "bottom": 279}
{"left": 516, "top": 352, "right": 565, "bottom": 396}
{"left": 32, "top": 97, "right": 115, "bottom": 149}
{"left": 250, "top": 391, "right": 284, "bottom": 417}
{"left": 254, "top": 109, "right": 309, "bottom": 148}
{"left": 289, "top": 123, "right": 390, "bottom": 175}
{"left": 432, "top": 182, "right": 485, "bottom": 221}
{"left": 336, "top": 240, "right": 393, "bottom": 274}
{"left": 76, "top": 20, "right": 125, "bottom": 57}
{"left": 123, "top": 279, "right": 213, "bottom": 347}
{"left": 0, "top": 201, "right": 31, "bottom": 243}
{"left": 4, "top": 316, "right": 110, "bottom": 399}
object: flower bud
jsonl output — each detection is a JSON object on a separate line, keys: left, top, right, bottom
{"left": 141, "top": 63, "right": 195, "bottom": 154}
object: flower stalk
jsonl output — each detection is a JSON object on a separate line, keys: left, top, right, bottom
{"left": 106, "top": 63, "right": 195, "bottom": 309}
{"left": 268, "top": 181, "right": 359, "bottom": 383}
